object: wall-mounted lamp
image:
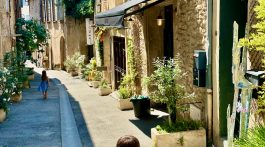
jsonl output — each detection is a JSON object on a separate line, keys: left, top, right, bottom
{"left": 96, "top": 3, "right": 101, "bottom": 13}
{"left": 156, "top": 11, "right": 164, "bottom": 26}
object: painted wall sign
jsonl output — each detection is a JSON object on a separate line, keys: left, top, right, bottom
{"left": 86, "top": 18, "right": 94, "bottom": 45}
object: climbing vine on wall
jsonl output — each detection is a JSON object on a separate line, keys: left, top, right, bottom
{"left": 95, "top": 27, "right": 107, "bottom": 66}
{"left": 98, "top": 40, "right": 104, "bottom": 66}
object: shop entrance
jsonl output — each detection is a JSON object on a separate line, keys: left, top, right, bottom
{"left": 113, "top": 36, "right": 126, "bottom": 89}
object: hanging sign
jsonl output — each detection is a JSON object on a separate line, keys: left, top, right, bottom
{"left": 86, "top": 18, "right": 94, "bottom": 45}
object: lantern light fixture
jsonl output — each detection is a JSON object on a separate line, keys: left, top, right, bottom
{"left": 156, "top": 11, "right": 164, "bottom": 26}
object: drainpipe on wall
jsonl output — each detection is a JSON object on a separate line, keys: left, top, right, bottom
{"left": 206, "top": 0, "right": 213, "bottom": 141}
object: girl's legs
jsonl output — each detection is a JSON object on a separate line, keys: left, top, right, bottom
{"left": 43, "top": 92, "right": 46, "bottom": 99}
{"left": 44, "top": 91, "right": 47, "bottom": 99}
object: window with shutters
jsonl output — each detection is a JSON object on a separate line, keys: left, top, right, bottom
{"left": 47, "top": 0, "right": 51, "bottom": 21}
{"left": 42, "top": 0, "right": 46, "bottom": 22}
{"left": 57, "top": 0, "right": 64, "bottom": 20}
{"left": 52, "top": 0, "right": 57, "bottom": 21}
{"left": 6, "top": 0, "right": 9, "bottom": 12}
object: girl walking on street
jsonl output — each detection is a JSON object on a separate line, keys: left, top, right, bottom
{"left": 38, "top": 70, "right": 49, "bottom": 99}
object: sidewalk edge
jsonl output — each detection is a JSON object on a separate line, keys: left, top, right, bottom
{"left": 53, "top": 79, "right": 82, "bottom": 147}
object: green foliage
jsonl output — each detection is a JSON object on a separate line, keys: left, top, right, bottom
{"left": 118, "top": 87, "right": 132, "bottom": 99}
{"left": 99, "top": 79, "right": 110, "bottom": 88}
{"left": 81, "top": 57, "right": 97, "bottom": 79}
{"left": 76, "top": 0, "right": 94, "bottom": 17}
{"left": 118, "top": 38, "right": 137, "bottom": 98}
{"left": 156, "top": 119, "right": 202, "bottom": 134}
{"left": 0, "top": 67, "right": 16, "bottom": 112}
{"left": 143, "top": 57, "right": 192, "bottom": 125}
{"left": 64, "top": 53, "right": 85, "bottom": 71}
{"left": 94, "top": 71, "right": 102, "bottom": 81}
{"left": 16, "top": 18, "right": 49, "bottom": 53}
{"left": 63, "top": 0, "right": 94, "bottom": 18}
{"left": 234, "top": 125, "right": 265, "bottom": 147}
{"left": 98, "top": 40, "right": 104, "bottom": 66}
{"left": 25, "top": 67, "right": 34, "bottom": 75}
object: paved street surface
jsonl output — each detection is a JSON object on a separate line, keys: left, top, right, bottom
{"left": 0, "top": 72, "right": 61, "bottom": 147}
{"left": 0, "top": 68, "right": 164, "bottom": 147}
{"left": 47, "top": 69, "right": 164, "bottom": 147}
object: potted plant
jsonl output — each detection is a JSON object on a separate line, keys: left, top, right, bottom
{"left": 90, "top": 71, "right": 102, "bottom": 88}
{"left": 0, "top": 68, "right": 12, "bottom": 122}
{"left": 98, "top": 79, "right": 112, "bottom": 96}
{"left": 26, "top": 67, "right": 34, "bottom": 80}
{"left": 20, "top": 74, "right": 29, "bottom": 89}
{"left": 130, "top": 95, "right": 150, "bottom": 118}
{"left": 143, "top": 57, "right": 206, "bottom": 147}
{"left": 11, "top": 82, "right": 23, "bottom": 103}
{"left": 0, "top": 95, "right": 9, "bottom": 123}
{"left": 64, "top": 53, "right": 85, "bottom": 76}
{"left": 118, "top": 87, "right": 133, "bottom": 110}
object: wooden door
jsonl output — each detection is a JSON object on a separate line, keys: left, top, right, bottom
{"left": 113, "top": 36, "right": 126, "bottom": 89}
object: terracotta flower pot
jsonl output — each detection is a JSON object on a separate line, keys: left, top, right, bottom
{"left": 71, "top": 70, "right": 78, "bottom": 77}
{"left": 0, "top": 109, "right": 6, "bottom": 123}
{"left": 11, "top": 93, "right": 22, "bottom": 103}
{"left": 118, "top": 98, "right": 133, "bottom": 110}
{"left": 98, "top": 88, "right": 112, "bottom": 96}
{"left": 28, "top": 74, "right": 34, "bottom": 80}
{"left": 23, "top": 80, "right": 30, "bottom": 88}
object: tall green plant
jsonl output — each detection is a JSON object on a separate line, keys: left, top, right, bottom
{"left": 143, "top": 57, "right": 187, "bottom": 126}
{"left": 16, "top": 18, "right": 49, "bottom": 53}
{"left": 63, "top": 0, "right": 94, "bottom": 18}
{"left": 234, "top": 125, "right": 265, "bottom": 147}
{"left": 118, "top": 38, "right": 137, "bottom": 97}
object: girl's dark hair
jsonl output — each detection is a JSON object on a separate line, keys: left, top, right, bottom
{"left": 42, "top": 70, "right": 48, "bottom": 81}
{"left": 116, "top": 135, "right": 140, "bottom": 147}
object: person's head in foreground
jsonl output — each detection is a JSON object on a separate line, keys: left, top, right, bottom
{"left": 116, "top": 135, "right": 140, "bottom": 147}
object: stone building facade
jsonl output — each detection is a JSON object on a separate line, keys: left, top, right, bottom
{"left": 29, "top": 0, "right": 89, "bottom": 69}
{"left": 96, "top": 0, "right": 208, "bottom": 125}
{"left": 0, "top": 0, "right": 17, "bottom": 59}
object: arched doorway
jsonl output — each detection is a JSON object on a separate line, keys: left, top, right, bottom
{"left": 60, "top": 37, "right": 66, "bottom": 70}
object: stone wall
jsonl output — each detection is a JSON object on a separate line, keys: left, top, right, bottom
{"left": 173, "top": 0, "right": 207, "bottom": 109}
{"left": 0, "top": 0, "right": 16, "bottom": 59}
{"left": 43, "top": 17, "right": 87, "bottom": 69}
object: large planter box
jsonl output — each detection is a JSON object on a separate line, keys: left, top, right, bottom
{"left": 118, "top": 98, "right": 133, "bottom": 110}
{"left": 151, "top": 128, "right": 206, "bottom": 147}
{"left": 11, "top": 93, "right": 22, "bottom": 103}
{"left": 90, "top": 81, "right": 100, "bottom": 88}
{"left": 98, "top": 88, "right": 112, "bottom": 96}
{"left": 0, "top": 109, "right": 6, "bottom": 123}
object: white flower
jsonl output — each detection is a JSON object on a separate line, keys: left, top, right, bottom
{"left": 7, "top": 98, "right": 10, "bottom": 101}
{"left": 3, "top": 98, "right": 6, "bottom": 101}
{"left": 5, "top": 89, "right": 8, "bottom": 93}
